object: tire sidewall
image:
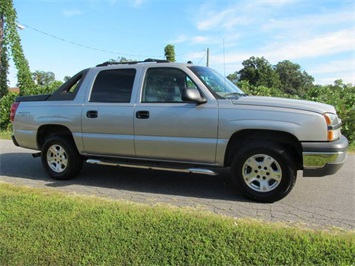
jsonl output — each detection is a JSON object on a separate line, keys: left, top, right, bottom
{"left": 231, "top": 143, "right": 296, "bottom": 203}
{"left": 41, "top": 136, "right": 82, "bottom": 180}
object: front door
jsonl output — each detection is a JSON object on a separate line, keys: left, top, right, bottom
{"left": 134, "top": 67, "right": 218, "bottom": 164}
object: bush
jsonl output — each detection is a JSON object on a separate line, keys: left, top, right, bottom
{"left": 29, "top": 81, "right": 63, "bottom": 95}
{"left": 0, "top": 92, "right": 17, "bottom": 130}
{"left": 304, "top": 81, "right": 355, "bottom": 145}
{"left": 237, "top": 80, "right": 298, "bottom": 99}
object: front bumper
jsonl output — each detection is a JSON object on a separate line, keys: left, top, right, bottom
{"left": 302, "top": 135, "right": 348, "bottom": 177}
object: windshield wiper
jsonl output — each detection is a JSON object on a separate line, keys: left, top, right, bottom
{"left": 224, "top": 92, "right": 248, "bottom": 99}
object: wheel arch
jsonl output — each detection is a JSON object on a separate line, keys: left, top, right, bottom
{"left": 224, "top": 129, "right": 303, "bottom": 170}
{"left": 37, "top": 124, "right": 74, "bottom": 150}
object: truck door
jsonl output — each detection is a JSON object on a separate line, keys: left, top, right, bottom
{"left": 81, "top": 68, "right": 136, "bottom": 157}
{"left": 134, "top": 67, "right": 219, "bottom": 164}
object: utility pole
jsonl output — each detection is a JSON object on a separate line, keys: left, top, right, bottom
{"left": 206, "top": 48, "right": 209, "bottom": 67}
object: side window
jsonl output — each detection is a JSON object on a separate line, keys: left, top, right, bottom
{"left": 90, "top": 69, "right": 136, "bottom": 103}
{"left": 48, "top": 69, "right": 88, "bottom": 101}
{"left": 142, "top": 68, "right": 198, "bottom": 103}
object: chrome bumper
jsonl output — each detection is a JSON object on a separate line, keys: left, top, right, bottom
{"left": 302, "top": 135, "right": 348, "bottom": 177}
{"left": 303, "top": 151, "right": 348, "bottom": 168}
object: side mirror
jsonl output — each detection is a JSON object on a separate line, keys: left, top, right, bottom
{"left": 181, "top": 87, "right": 207, "bottom": 104}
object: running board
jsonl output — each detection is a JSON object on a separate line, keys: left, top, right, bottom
{"left": 86, "top": 159, "right": 218, "bottom": 176}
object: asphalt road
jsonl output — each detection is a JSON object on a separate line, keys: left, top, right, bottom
{"left": 1, "top": 139, "right": 354, "bottom": 230}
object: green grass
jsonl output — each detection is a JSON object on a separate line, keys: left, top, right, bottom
{"left": 0, "top": 183, "right": 354, "bottom": 265}
{"left": 0, "top": 130, "right": 11, "bottom": 140}
{"left": 349, "top": 141, "right": 355, "bottom": 153}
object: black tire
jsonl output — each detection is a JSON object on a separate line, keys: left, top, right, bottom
{"left": 41, "top": 135, "right": 83, "bottom": 180}
{"left": 230, "top": 142, "right": 297, "bottom": 203}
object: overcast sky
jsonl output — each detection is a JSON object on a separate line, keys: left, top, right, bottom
{"left": 8, "top": 0, "right": 355, "bottom": 86}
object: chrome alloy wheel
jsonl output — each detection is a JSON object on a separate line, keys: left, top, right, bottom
{"left": 46, "top": 144, "right": 68, "bottom": 173}
{"left": 242, "top": 154, "right": 282, "bottom": 193}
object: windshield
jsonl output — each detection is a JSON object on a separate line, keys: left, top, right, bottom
{"left": 189, "top": 66, "right": 246, "bottom": 99}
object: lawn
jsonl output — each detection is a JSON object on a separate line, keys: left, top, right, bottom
{"left": 0, "top": 130, "right": 12, "bottom": 140}
{"left": 0, "top": 182, "right": 354, "bottom": 265}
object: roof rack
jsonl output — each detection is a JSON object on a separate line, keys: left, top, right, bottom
{"left": 96, "top": 58, "right": 169, "bottom": 67}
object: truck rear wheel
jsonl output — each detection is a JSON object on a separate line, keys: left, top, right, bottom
{"left": 230, "top": 142, "right": 296, "bottom": 203}
{"left": 41, "top": 136, "right": 83, "bottom": 180}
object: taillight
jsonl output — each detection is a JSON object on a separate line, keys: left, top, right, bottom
{"left": 10, "top": 102, "right": 20, "bottom": 122}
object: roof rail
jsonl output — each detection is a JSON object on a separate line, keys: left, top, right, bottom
{"left": 96, "top": 58, "right": 169, "bottom": 67}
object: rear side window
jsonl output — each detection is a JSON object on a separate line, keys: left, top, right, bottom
{"left": 48, "top": 69, "right": 88, "bottom": 101}
{"left": 90, "top": 69, "right": 136, "bottom": 103}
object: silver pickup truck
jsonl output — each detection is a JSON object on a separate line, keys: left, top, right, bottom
{"left": 10, "top": 60, "right": 348, "bottom": 202}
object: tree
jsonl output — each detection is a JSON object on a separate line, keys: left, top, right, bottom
{"left": 226, "top": 72, "right": 238, "bottom": 84}
{"left": 237, "top": 56, "right": 280, "bottom": 89}
{"left": 0, "top": 0, "right": 34, "bottom": 96}
{"left": 275, "top": 60, "right": 314, "bottom": 96}
{"left": 63, "top": 76, "right": 71, "bottom": 82}
{"left": 32, "top": 70, "right": 55, "bottom": 86}
{"left": 108, "top": 56, "right": 134, "bottom": 63}
{"left": 0, "top": 11, "right": 9, "bottom": 98}
{"left": 164, "top": 44, "right": 175, "bottom": 62}
{"left": 118, "top": 56, "right": 133, "bottom": 63}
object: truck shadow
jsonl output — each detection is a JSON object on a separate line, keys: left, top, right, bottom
{"left": 0, "top": 152, "right": 248, "bottom": 202}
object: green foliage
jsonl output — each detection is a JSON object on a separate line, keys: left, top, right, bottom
{"left": 30, "top": 80, "right": 62, "bottom": 95}
{"left": 63, "top": 75, "right": 71, "bottom": 82}
{"left": 0, "top": 183, "right": 354, "bottom": 265}
{"left": 237, "top": 80, "right": 287, "bottom": 98}
{"left": 0, "top": 91, "right": 16, "bottom": 130}
{"left": 237, "top": 56, "right": 281, "bottom": 89}
{"left": 226, "top": 71, "right": 238, "bottom": 84}
{"left": 109, "top": 56, "right": 135, "bottom": 63}
{"left": 32, "top": 70, "right": 56, "bottom": 86}
{"left": 275, "top": 60, "right": 314, "bottom": 97}
{"left": 0, "top": 38, "right": 9, "bottom": 98}
{"left": 304, "top": 80, "right": 355, "bottom": 144}
{"left": 0, "top": 129, "right": 11, "bottom": 139}
{"left": 0, "top": 12, "right": 9, "bottom": 98}
{"left": 164, "top": 44, "right": 176, "bottom": 62}
{"left": 0, "top": 0, "right": 34, "bottom": 96}
{"left": 231, "top": 56, "right": 315, "bottom": 97}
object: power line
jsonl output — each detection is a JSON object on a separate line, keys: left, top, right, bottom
{"left": 197, "top": 51, "right": 207, "bottom": 65}
{"left": 18, "top": 22, "right": 208, "bottom": 64}
{"left": 18, "top": 22, "right": 162, "bottom": 58}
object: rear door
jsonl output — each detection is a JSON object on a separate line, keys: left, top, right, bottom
{"left": 81, "top": 68, "right": 137, "bottom": 156}
{"left": 134, "top": 67, "right": 219, "bottom": 164}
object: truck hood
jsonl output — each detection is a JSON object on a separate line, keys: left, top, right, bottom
{"left": 231, "top": 96, "right": 336, "bottom": 114}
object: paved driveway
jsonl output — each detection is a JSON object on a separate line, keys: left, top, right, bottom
{"left": 1, "top": 139, "right": 354, "bottom": 229}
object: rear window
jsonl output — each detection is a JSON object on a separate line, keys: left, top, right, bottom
{"left": 90, "top": 69, "right": 136, "bottom": 103}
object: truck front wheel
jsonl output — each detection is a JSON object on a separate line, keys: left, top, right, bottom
{"left": 230, "top": 142, "right": 297, "bottom": 203}
{"left": 41, "top": 136, "right": 83, "bottom": 180}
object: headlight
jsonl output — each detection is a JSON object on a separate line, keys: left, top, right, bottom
{"left": 323, "top": 113, "right": 342, "bottom": 141}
